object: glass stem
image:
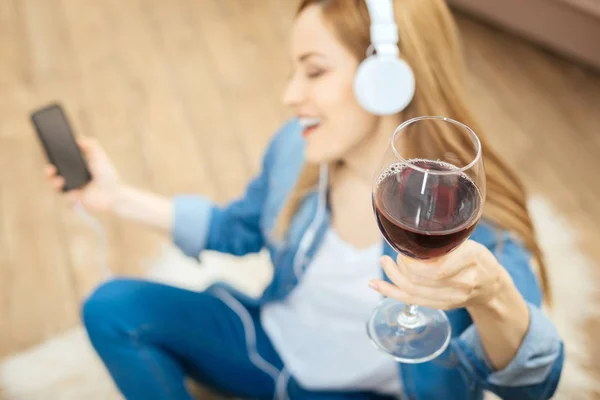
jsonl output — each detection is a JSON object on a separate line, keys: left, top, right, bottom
{"left": 397, "top": 303, "right": 420, "bottom": 328}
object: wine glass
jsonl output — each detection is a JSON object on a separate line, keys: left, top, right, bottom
{"left": 368, "top": 116, "right": 486, "bottom": 363}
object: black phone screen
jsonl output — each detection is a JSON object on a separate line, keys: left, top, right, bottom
{"left": 31, "top": 104, "right": 92, "bottom": 191}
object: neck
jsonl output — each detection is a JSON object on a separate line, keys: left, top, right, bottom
{"left": 340, "top": 116, "right": 400, "bottom": 182}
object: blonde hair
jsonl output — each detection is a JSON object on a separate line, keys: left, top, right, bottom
{"left": 277, "top": 0, "right": 550, "bottom": 301}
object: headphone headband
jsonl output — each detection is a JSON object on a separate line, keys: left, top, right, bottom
{"left": 365, "top": 0, "right": 398, "bottom": 56}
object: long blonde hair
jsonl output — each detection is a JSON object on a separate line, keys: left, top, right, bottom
{"left": 277, "top": 0, "right": 550, "bottom": 301}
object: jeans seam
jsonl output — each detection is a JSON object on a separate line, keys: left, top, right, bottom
{"left": 274, "top": 368, "right": 290, "bottom": 400}
{"left": 129, "top": 323, "right": 179, "bottom": 399}
{"left": 211, "top": 289, "right": 282, "bottom": 388}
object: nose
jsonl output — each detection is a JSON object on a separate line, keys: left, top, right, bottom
{"left": 282, "top": 74, "right": 304, "bottom": 108}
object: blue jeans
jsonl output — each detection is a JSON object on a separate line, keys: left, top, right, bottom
{"left": 82, "top": 278, "right": 395, "bottom": 400}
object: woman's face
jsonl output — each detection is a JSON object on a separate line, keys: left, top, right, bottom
{"left": 283, "top": 5, "right": 379, "bottom": 164}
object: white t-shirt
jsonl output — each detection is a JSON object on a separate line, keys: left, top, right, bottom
{"left": 260, "top": 228, "right": 402, "bottom": 394}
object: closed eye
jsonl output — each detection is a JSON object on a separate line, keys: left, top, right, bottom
{"left": 306, "top": 69, "right": 326, "bottom": 79}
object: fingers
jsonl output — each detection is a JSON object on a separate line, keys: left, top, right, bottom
{"left": 380, "top": 256, "right": 446, "bottom": 299}
{"left": 44, "top": 164, "right": 56, "bottom": 177}
{"left": 393, "top": 255, "right": 447, "bottom": 288}
{"left": 78, "top": 137, "right": 112, "bottom": 171}
{"left": 52, "top": 176, "right": 65, "bottom": 190}
{"left": 377, "top": 255, "right": 473, "bottom": 309}
{"left": 44, "top": 164, "right": 64, "bottom": 190}
{"left": 396, "top": 251, "right": 473, "bottom": 283}
{"left": 381, "top": 255, "right": 459, "bottom": 290}
{"left": 368, "top": 279, "right": 449, "bottom": 310}
{"left": 380, "top": 255, "right": 409, "bottom": 289}
{"left": 77, "top": 137, "right": 100, "bottom": 160}
{"left": 43, "top": 164, "right": 83, "bottom": 205}
{"left": 76, "top": 136, "right": 93, "bottom": 149}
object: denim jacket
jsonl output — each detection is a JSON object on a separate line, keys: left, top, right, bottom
{"left": 171, "top": 120, "right": 563, "bottom": 399}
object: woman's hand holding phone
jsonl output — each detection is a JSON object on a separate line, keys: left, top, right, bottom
{"left": 44, "top": 137, "right": 173, "bottom": 232}
{"left": 45, "top": 137, "right": 122, "bottom": 213}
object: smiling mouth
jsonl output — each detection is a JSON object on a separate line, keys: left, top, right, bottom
{"left": 299, "top": 117, "right": 321, "bottom": 138}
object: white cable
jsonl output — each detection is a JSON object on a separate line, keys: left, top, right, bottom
{"left": 274, "top": 368, "right": 290, "bottom": 400}
{"left": 72, "top": 200, "right": 113, "bottom": 279}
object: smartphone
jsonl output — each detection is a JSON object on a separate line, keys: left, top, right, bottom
{"left": 30, "top": 103, "right": 92, "bottom": 191}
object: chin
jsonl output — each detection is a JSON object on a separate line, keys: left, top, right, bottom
{"left": 304, "top": 147, "right": 343, "bottom": 165}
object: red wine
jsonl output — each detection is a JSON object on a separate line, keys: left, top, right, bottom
{"left": 374, "top": 159, "right": 482, "bottom": 259}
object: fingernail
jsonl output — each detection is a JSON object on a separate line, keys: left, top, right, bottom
{"left": 368, "top": 280, "right": 379, "bottom": 290}
{"left": 379, "top": 256, "right": 386, "bottom": 265}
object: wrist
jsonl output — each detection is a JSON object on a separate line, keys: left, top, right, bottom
{"left": 468, "top": 269, "right": 509, "bottom": 316}
{"left": 111, "top": 184, "right": 135, "bottom": 217}
{"left": 466, "top": 268, "right": 531, "bottom": 371}
{"left": 467, "top": 268, "right": 529, "bottom": 329}
{"left": 109, "top": 185, "right": 173, "bottom": 231}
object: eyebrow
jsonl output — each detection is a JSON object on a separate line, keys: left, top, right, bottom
{"left": 298, "top": 52, "right": 324, "bottom": 62}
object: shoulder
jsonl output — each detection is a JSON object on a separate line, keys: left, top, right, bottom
{"left": 471, "top": 220, "right": 543, "bottom": 306}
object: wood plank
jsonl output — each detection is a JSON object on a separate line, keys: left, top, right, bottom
{"left": 0, "top": 168, "right": 12, "bottom": 358}
{"left": 174, "top": 0, "right": 280, "bottom": 176}
{"left": 58, "top": 0, "right": 160, "bottom": 287}
{"left": 457, "top": 15, "right": 600, "bottom": 224}
{"left": 229, "top": 0, "right": 295, "bottom": 120}
{"left": 0, "top": 0, "right": 81, "bottom": 358}
{"left": 21, "top": 0, "right": 109, "bottom": 304}
{"left": 144, "top": 0, "right": 253, "bottom": 201}
{"left": 0, "top": 0, "right": 29, "bottom": 88}
{"left": 111, "top": 0, "right": 223, "bottom": 201}
{"left": 0, "top": 128, "right": 79, "bottom": 355}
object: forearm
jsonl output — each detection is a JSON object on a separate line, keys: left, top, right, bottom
{"left": 112, "top": 185, "right": 173, "bottom": 232}
{"left": 466, "top": 269, "right": 530, "bottom": 370}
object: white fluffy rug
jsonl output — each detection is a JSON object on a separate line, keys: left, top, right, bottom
{"left": 0, "top": 196, "right": 597, "bottom": 399}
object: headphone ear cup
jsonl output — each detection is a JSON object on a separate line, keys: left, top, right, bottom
{"left": 354, "top": 56, "right": 415, "bottom": 116}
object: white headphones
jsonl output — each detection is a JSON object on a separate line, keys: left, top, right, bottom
{"left": 354, "top": 0, "right": 415, "bottom": 116}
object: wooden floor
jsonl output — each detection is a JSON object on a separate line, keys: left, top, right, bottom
{"left": 1, "top": 0, "right": 599, "bottom": 392}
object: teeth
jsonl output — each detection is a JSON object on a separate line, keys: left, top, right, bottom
{"left": 299, "top": 117, "right": 321, "bottom": 128}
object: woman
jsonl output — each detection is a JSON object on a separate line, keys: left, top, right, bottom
{"left": 46, "top": 0, "right": 563, "bottom": 399}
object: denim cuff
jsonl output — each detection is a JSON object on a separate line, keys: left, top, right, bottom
{"left": 456, "top": 303, "right": 561, "bottom": 387}
{"left": 171, "top": 195, "right": 213, "bottom": 259}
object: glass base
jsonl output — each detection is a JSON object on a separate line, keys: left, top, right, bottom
{"left": 366, "top": 298, "right": 451, "bottom": 363}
